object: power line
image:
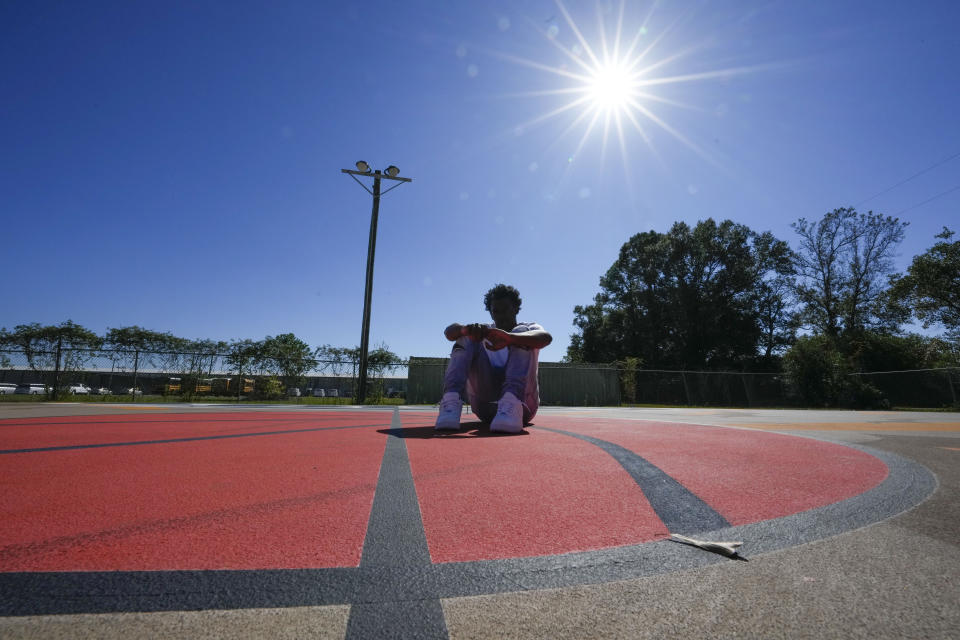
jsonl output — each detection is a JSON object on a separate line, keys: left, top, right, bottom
{"left": 855, "top": 150, "right": 960, "bottom": 207}
{"left": 891, "top": 183, "right": 960, "bottom": 216}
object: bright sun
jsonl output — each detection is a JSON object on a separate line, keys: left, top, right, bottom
{"left": 587, "top": 63, "right": 635, "bottom": 113}
{"left": 495, "top": 0, "right": 772, "bottom": 170}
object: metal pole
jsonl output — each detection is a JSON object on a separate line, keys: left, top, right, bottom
{"left": 356, "top": 172, "right": 382, "bottom": 404}
{"left": 52, "top": 337, "right": 62, "bottom": 401}
{"left": 945, "top": 368, "right": 957, "bottom": 406}
{"left": 131, "top": 350, "right": 139, "bottom": 403}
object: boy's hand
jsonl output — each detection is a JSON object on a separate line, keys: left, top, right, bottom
{"left": 483, "top": 328, "right": 513, "bottom": 350}
{"left": 460, "top": 323, "right": 489, "bottom": 342}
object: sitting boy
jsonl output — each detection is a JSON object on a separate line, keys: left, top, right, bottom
{"left": 435, "top": 284, "right": 552, "bottom": 433}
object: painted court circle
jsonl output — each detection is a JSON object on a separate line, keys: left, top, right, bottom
{"left": 0, "top": 408, "right": 936, "bottom": 633}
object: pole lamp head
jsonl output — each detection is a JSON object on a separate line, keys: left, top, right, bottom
{"left": 355, "top": 160, "right": 371, "bottom": 173}
{"left": 385, "top": 165, "right": 400, "bottom": 178}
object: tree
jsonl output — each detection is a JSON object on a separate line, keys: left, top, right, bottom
{"left": 756, "top": 274, "right": 798, "bottom": 361}
{"left": 568, "top": 219, "right": 794, "bottom": 369}
{"left": 4, "top": 321, "right": 101, "bottom": 399}
{"left": 104, "top": 326, "right": 179, "bottom": 352}
{"left": 224, "top": 339, "right": 264, "bottom": 386}
{"left": 890, "top": 227, "right": 960, "bottom": 339}
{"left": 315, "top": 344, "right": 357, "bottom": 378}
{"left": 783, "top": 330, "right": 958, "bottom": 409}
{"left": 0, "top": 328, "right": 13, "bottom": 368}
{"left": 261, "top": 333, "right": 317, "bottom": 391}
{"left": 315, "top": 343, "right": 403, "bottom": 400}
{"left": 103, "top": 326, "right": 193, "bottom": 393}
{"left": 782, "top": 335, "right": 845, "bottom": 407}
{"left": 791, "top": 208, "right": 908, "bottom": 343}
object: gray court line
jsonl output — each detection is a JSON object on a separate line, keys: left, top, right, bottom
{"left": 345, "top": 408, "right": 449, "bottom": 640}
{"left": 534, "top": 425, "right": 731, "bottom": 534}
{"left": 0, "top": 422, "right": 388, "bottom": 454}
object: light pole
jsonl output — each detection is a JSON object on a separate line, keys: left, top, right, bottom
{"left": 341, "top": 161, "right": 412, "bottom": 404}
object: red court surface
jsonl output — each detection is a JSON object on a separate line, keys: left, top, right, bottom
{"left": 0, "top": 412, "right": 389, "bottom": 572}
{"left": 0, "top": 410, "right": 890, "bottom": 572}
{"left": 404, "top": 422, "right": 665, "bottom": 563}
{"left": 539, "top": 416, "right": 889, "bottom": 525}
{"left": 397, "top": 412, "right": 888, "bottom": 562}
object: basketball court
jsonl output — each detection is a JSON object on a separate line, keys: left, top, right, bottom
{"left": 1, "top": 403, "right": 958, "bottom": 638}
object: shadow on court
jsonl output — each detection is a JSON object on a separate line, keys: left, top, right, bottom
{"left": 377, "top": 422, "right": 530, "bottom": 439}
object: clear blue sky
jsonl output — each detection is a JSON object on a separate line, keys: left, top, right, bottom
{"left": 3, "top": 1, "right": 958, "bottom": 360}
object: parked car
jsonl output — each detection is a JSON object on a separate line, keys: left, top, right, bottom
{"left": 64, "top": 383, "right": 91, "bottom": 394}
{"left": 15, "top": 383, "right": 49, "bottom": 395}
{"left": 125, "top": 388, "right": 143, "bottom": 396}
{"left": 91, "top": 387, "right": 112, "bottom": 395}
{"left": 326, "top": 389, "right": 339, "bottom": 397}
{"left": 288, "top": 388, "right": 302, "bottom": 397}
{"left": 311, "top": 388, "right": 325, "bottom": 397}
{"left": 0, "top": 383, "right": 18, "bottom": 395}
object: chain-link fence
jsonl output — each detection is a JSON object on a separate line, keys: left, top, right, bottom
{"left": 405, "top": 359, "right": 621, "bottom": 406}
{"left": 404, "top": 358, "right": 958, "bottom": 409}
{"left": 1, "top": 348, "right": 957, "bottom": 409}
{"left": 0, "top": 348, "right": 406, "bottom": 403}
{"left": 849, "top": 368, "right": 959, "bottom": 408}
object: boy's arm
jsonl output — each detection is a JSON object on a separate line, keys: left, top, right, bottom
{"left": 484, "top": 328, "right": 552, "bottom": 350}
{"left": 444, "top": 323, "right": 488, "bottom": 341}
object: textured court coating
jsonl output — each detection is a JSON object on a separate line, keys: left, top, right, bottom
{"left": 0, "top": 406, "right": 944, "bottom": 640}
{"left": 1, "top": 412, "right": 389, "bottom": 571}
{"left": 0, "top": 410, "right": 894, "bottom": 572}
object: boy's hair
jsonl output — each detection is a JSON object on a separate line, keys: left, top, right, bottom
{"left": 484, "top": 284, "right": 522, "bottom": 311}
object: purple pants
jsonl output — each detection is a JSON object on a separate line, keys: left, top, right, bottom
{"left": 442, "top": 337, "right": 536, "bottom": 423}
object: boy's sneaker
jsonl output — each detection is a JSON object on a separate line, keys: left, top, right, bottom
{"left": 490, "top": 391, "right": 524, "bottom": 433}
{"left": 435, "top": 392, "right": 463, "bottom": 431}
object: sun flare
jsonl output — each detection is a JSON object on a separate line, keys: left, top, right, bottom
{"left": 494, "top": 1, "right": 775, "bottom": 171}
{"left": 587, "top": 62, "right": 636, "bottom": 113}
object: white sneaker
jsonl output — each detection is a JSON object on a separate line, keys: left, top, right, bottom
{"left": 490, "top": 391, "right": 524, "bottom": 433}
{"left": 435, "top": 392, "right": 463, "bottom": 430}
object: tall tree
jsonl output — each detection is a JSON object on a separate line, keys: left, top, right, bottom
{"left": 261, "top": 333, "right": 318, "bottom": 390}
{"left": 224, "top": 339, "right": 264, "bottom": 376}
{"left": 569, "top": 219, "right": 793, "bottom": 369}
{"left": 315, "top": 343, "right": 403, "bottom": 399}
{"left": 104, "top": 326, "right": 191, "bottom": 379}
{"left": 890, "top": 227, "right": 960, "bottom": 339}
{"left": 791, "top": 208, "right": 908, "bottom": 342}
{"left": 4, "top": 321, "right": 102, "bottom": 398}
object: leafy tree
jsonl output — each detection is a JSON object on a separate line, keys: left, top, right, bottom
{"left": 224, "top": 339, "right": 264, "bottom": 391}
{"left": 261, "top": 333, "right": 317, "bottom": 391}
{"left": 104, "top": 326, "right": 178, "bottom": 374}
{"left": 614, "top": 356, "right": 642, "bottom": 404}
{"left": 315, "top": 343, "right": 403, "bottom": 400}
{"left": 782, "top": 335, "right": 845, "bottom": 407}
{"left": 0, "top": 328, "right": 12, "bottom": 368}
{"left": 366, "top": 343, "right": 404, "bottom": 378}
{"left": 363, "top": 343, "right": 404, "bottom": 401}
{"left": 568, "top": 219, "right": 794, "bottom": 369}
{"left": 104, "top": 326, "right": 178, "bottom": 352}
{"left": 756, "top": 274, "right": 798, "bottom": 361}
{"left": 889, "top": 227, "right": 960, "bottom": 339}
{"left": 4, "top": 321, "right": 101, "bottom": 398}
{"left": 791, "top": 208, "right": 908, "bottom": 343}
{"left": 783, "top": 330, "right": 958, "bottom": 409}
{"left": 256, "top": 377, "right": 285, "bottom": 400}
{"left": 315, "top": 344, "right": 357, "bottom": 378}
